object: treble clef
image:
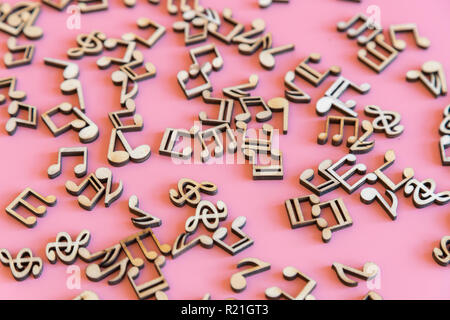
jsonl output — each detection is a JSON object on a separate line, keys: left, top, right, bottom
{"left": 364, "top": 105, "right": 404, "bottom": 138}
{"left": 0, "top": 248, "right": 43, "bottom": 281}
{"left": 46, "top": 230, "right": 91, "bottom": 265}
{"left": 185, "top": 200, "right": 228, "bottom": 233}
{"left": 169, "top": 178, "right": 218, "bottom": 207}
{"left": 67, "top": 31, "right": 106, "bottom": 59}
{"left": 404, "top": 178, "right": 450, "bottom": 208}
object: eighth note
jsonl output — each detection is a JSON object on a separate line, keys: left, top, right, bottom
{"left": 230, "top": 257, "right": 271, "bottom": 293}
{"left": 47, "top": 146, "right": 88, "bottom": 179}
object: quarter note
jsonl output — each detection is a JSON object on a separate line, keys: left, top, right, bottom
{"left": 265, "top": 266, "right": 316, "bottom": 300}
{"left": 388, "top": 23, "right": 430, "bottom": 51}
{"left": 267, "top": 97, "right": 289, "bottom": 134}
{"left": 107, "top": 129, "right": 151, "bottom": 167}
{"left": 259, "top": 43, "right": 295, "bottom": 70}
{"left": 128, "top": 195, "right": 162, "bottom": 229}
{"left": 5, "top": 187, "right": 57, "bottom": 228}
{"left": 295, "top": 53, "right": 341, "bottom": 87}
{"left": 230, "top": 258, "right": 271, "bottom": 293}
{"left": 332, "top": 262, "right": 379, "bottom": 287}
{"left": 213, "top": 216, "right": 254, "bottom": 255}
{"left": 5, "top": 101, "right": 37, "bottom": 136}
{"left": 47, "top": 146, "right": 88, "bottom": 179}
{"left": 0, "top": 248, "right": 43, "bottom": 281}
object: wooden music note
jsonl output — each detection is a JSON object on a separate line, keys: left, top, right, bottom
{"left": 173, "top": 19, "right": 209, "bottom": 45}
{"left": 213, "top": 216, "right": 254, "bottom": 255}
{"left": 259, "top": 0, "right": 289, "bottom": 8}
{"left": 108, "top": 99, "right": 143, "bottom": 132}
{"left": 119, "top": 51, "right": 156, "bottom": 82}
{"left": 295, "top": 53, "right": 341, "bottom": 87}
{"left": 337, "top": 13, "right": 383, "bottom": 45}
{"left": 78, "top": 0, "right": 108, "bottom": 13}
{"left": 439, "top": 105, "right": 450, "bottom": 136}
{"left": 127, "top": 255, "right": 169, "bottom": 300}
{"left": 372, "top": 150, "right": 414, "bottom": 192}
{"left": 95, "top": 167, "right": 123, "bottom": 207}
{"left": 265, "top": 267, "right": 316, "bottom": 300}
{"left": 232, "top": 18, "right": 266, "bottom": 45}
{"left": 235, "top": 96, "right": 272, "bottom": 123}
{"left": 181, "top": 0, "right": 203, "bottom": 12}
{"left": 199, "top": 123, "right": 237, "bottom": 162}
{"left": 316, "top": 76, "right": 370, "bottom": 117}
{"left": 199, "top": 91, "right": 234, "bottom": 125}
{"left": 284, "top": 194, "right": 321, "bottom": 229}
{"left": 259, "top": 43, "right": 295, "bottom": 70}
{"left": 48, "top": 146, "right": 88, "bottom": 179}
{"left": 96, "top": 38, "right": 136, "bottom": 69}
{"left": 72, "top": 289, "right": 100, "bottom": 300}
{"left": 166, "top": 0, "right": 178, "bottom": 14}
{"left": 42, "top": 0, "right": 73, "bottom": 11}
{"left": 349, "top": 120, "right": 375, "bottom": 154}
{"left": 5, "top": 101, "right": 37, "bottom": 136}
{"left": 177, "top": 62, "right": 212, "bottom": 99}
{"left": 65, "top": 173, "right": 105, "bottom": 211}
{"left": 159, "top": 127, "right": 196, "bottom": 159}
{"left": 46, "top": 230, "right": 91, "bottom": 265}
{"left": 267, "top": 97, "right": 289, "bottom": 134}
{"left": 122, "top": 18, "right": 166, "bottom": 48}
{"left": 72, "top": 107, "right": 99, "bottom": 143}
{"left": 41, "top": 103, "right": 85, "bottom": 137}
{"left": 73, "top": 290, "right": 99, "bottom": 300}
{"left": 120, "top": 228, "right": 171, "bottom": 268}
{"left": 111, "top": 70, "right": 139, "bottom": 106}
{"left": 238, "top": 121, "right": 280, "bottom": 162}
{"left": 169, "top": 178, "right": 218, "bottom": 208}
{"left": 5, "top": 187, "right": 56, "bottom": 228}
{"left": 189, "top": 43, "right": 224, "bottom": 73}
{"left": 432, "top": 236, "right": 450, "bottom": 267}
{"left": 252, "top": 152, "right": 284, "bottom": 180}
{"left": 326, "top": 154, "right": 378, "bottom": 194}
{"left": 317, "top": 116, "right": 359, "bottom": 146}
{"left": 311, "top": 198, "right": 353, "bottom": 243}
{"left": 358, "top": 34, "right": 398, "bottom": 73}
{"left": 60, "top": 79, "right": 85, "bottom": 112}
{"left": 44, "top": 57, "right": 79, "bottom": 79}
{"left": 238, "top": 33, "right": 272, "bottom": 56}
{"left": 364, "top": 105, "right": 404, "bottom": 138}
{"left": 22, "top": 2, "right": 43, "bottom": 39}
{"left": 360, "top": 187, "right": 398, "bottom": 220}
{"left": 332, "top": 262, "right": 379, "bottom": 287}
{"left": 439, "top": 135, "right": 450, "bottom": 166}
{"left": 128, "top": 195, "right": 162, "bottom": 229}
{"left": 284, "top": 70, "right": 311, "bottom": 103}
{"left": 107, "top": 129, "right": 151, "bottom": 167}
{"left": 208, "top": 8, "right": 244, "bottom": 44}
{"left": 299, "top": 159, "right": 340, "bottom": 196}
{"left": 223, "top": 74, "right": 259, "bottom": 99}
{"left": 388, "top": 23, "right": 430, "bottom": 51}
{"left": 172, "top": 233, "right": 213, "bottom": 258}
{"left": 185, "top": 200, "right": 228, "bottom": 233}
{"left": 0, "top": 248, "right": 43, "bottom": 281}
{"left": 0, "top": 76, "right": 26, "bottom": 104}
{"left": 0, "top": 2, "right": 43, "bottom": 39}
{"left": 230, "top": 258, "right": 271, "bottom": 293}
{"left": 406, "top": 61, "right": 447, "bottom": 98}
{"left": 404, "top": 178, "right": 450, "bottom": 208}
{"left": 67, "top": 30, "right": 106, "bottom": 59}
{"left": 363, "top": 291, "right": 383, "bottom": 300}
{"left": 86, "top": 256, "right": 129, "bottom": 285}
{"left": 3, "top": 37, "right": 34, "bottom": 68}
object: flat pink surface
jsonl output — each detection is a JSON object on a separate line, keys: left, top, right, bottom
{"left": 0, "top": 0, "right": 449, "bottom": 300}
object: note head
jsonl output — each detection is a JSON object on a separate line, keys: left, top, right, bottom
{"left": 108, "top": 150, "right": 130, "bottom": 167}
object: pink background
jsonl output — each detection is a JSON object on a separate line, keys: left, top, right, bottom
{"left": 0, "top": 0, "right": 449, "bottom": 300}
